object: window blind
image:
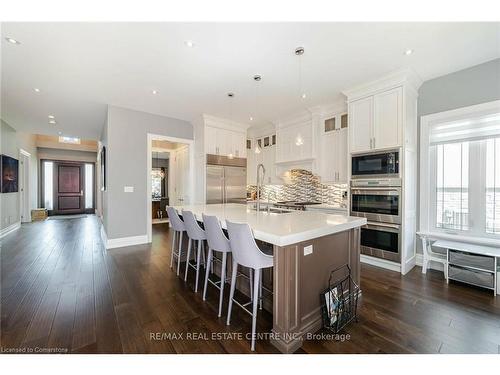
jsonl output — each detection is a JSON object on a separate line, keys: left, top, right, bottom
{"left": 430, "top": 110, "right": 500, "bottom": 145}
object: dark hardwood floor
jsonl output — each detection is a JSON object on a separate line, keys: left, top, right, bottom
{"left": 1, "top": 215, "right": 499, "bottom": 354}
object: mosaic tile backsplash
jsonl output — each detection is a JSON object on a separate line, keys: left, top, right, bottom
{"left": 247, "top": 169, "right": 348, "bottom": 207}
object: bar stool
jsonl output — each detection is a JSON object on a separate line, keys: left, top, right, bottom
{"left": 166, "top": 206, "right": 186, "bottom": 276}
{"left": 225, "top": 220, "right": 273, "bottom": 351}
{"left": 182, "top": 210, "right": 207, "bottom": 293}
{"left": 202, "top": 214, "right": 254, "bottom": 318}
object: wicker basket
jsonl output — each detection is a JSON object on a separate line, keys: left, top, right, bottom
{"left": 31, "top": 209, "right": 48, "bottom": 221}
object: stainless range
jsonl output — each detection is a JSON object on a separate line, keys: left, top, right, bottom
{"left": 273, "top": 201, "right": 322, "bottom": 211}
{"left": 350, "top": 178, "right": 401, "bottom": 263}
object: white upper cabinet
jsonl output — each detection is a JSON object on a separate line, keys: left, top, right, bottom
{"left": 349, "top": 96, "right": 373, "bottom": 153}
{"left": 373, "top": 87, "right": 402, "bottom": 149}
{"left": 204, "top": 125, "right": 247, "bottom": 158}
{"left": 276, "top": 117, "right": 313, "bottom": 163}
{"left": 348, "top": 86, "right": 403, "bottom": 152}
{"left": 205, "top": 125, "right": 218, "bottom": 155}
{"left": 319, "top": 112, "right": 348, "bottom": 183}
{"left": 246, "top": 135, "right": 280, "bottom": 185}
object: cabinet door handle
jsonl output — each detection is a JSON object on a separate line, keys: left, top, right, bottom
{"left": 373, "top": 138, "right": 376, "bottom": 149}
{"left": 369, "top": 138, "right": 372, "bottom": 149}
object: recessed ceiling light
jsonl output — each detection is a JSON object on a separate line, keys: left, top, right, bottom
{"left": 49, "top": 120, "right": 56, "bottom": 124}
{"left": 184, "top": 40, "right": 194, "bottom": 48}
{"left": 301, "top": 93, "right": 307, "bottom": 99}
{"left": 152, "top": 90, "right": 158, "bottom": 95}
{"left": 33, "top": 88, "right": 41, "bottom": 93}
{"left": 5, "top": 37, "right": 20, "bottom": 45}
{"left": 58, "top": 131, "right": 62, "bottom": 135}
{"left": 250, "top": 117, "right": 253, "bottom": 121}
{"left": 48, "top": 115, "right": 55, "bottom": 119}
{"left": 404, "top": 49, "right": 413, "bottom": 56}
{"left": 227, "top": 92, "right": 234, "bottom": 98}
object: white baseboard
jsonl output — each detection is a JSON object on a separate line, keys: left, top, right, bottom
{"left": 107, "top": 235, "right": 149, "bottom": 249}
{"left": 99, "top": 225, "right": 149, "bottom": 249}
{"left": 0, "top": 221, "right": 21, "bottom": 239}
{"left": 360, "top": 254, "right": 401, "bottom": 273}
{"left": 415, "top": 253, "right": 445, "bottom": 272}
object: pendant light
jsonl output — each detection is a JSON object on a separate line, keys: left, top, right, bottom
{"left": 295, "top": 46, "right": 306, "bottom": 100}
{"left": 295, "top": 46, "right": 306, "bottom": 146}
{"left": 227, "top": 92, "right": 235, "bottom": 159}
{"left": 253, "top": 74, "right": 262, "bottom": 154}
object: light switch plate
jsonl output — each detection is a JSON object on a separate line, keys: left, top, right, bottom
{"left": 124, "top": 186, "right": 134, "bottom": 193}
{"left": 303, "top": 245, "right": 313, "bottom": 256}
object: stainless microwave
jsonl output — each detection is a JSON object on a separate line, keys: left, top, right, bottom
{"left": 351, "top": 150, "right": 399, "bottom": 179}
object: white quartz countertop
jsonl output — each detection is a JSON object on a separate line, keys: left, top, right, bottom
{"left": 172, "top": 203, "right": 366, "bottom": 247}
{"left": 305, "top": 204, "right": 348, "bottom": 211}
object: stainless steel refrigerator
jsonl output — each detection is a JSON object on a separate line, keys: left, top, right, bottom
{"left": 206, "top": 155, "right": 247, "bottom": 204}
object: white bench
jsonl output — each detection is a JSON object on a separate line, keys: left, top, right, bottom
{"left": 419, "top": 234, "right": 499, "bottom": 296}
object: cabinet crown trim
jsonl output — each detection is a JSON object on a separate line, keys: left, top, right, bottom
{"left": 342, "top": 68, "right": 422, "bottom": 101}
{"left": 202, "top": 114, "right": 250, "bottom": 132}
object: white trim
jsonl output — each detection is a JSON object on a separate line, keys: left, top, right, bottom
{"left": 0, "top": 222, "right": 21, "bottom": 239}
{"left": 360, "top": 254, "right": 401, "bottom": 273}
{"left": 342, "top": 68, "right": 422, "bottom": 101}
{"left": 100, "top": 225, "right": 148, "bottom": 249}
{"left": 107, "top": 235, "right": 149, "bottom": 249}
{"left": 147, "top": 133, "right": 194, "bottom": 243}
{"left": 19, "top": 149, "right": 31, "bottom": 223}
{"left": 420, "top": 100, "right": 500, "bottom": 241}
{"left": 100, "top": 225, "right": 108, "bottom": 247}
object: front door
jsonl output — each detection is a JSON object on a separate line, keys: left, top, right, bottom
{"left": 53, "top": 162, "right": 85, "bottom": 215}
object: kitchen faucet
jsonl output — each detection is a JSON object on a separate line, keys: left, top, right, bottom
{"left": 256, "top": 163, "right": 266, "bottom": 212}
{"left": 267, "top": 190, "right": 277, "bottom": 213}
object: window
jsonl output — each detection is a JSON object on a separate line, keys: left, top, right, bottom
{"left": 421, "top": 100, "right": 500, "bottom": 240}
{"left": 486, "top": 138, "right": 500, "bottom": 234}
{"left": 435, "top": 142, "right": 469, "bottom": 231}
{"left": 85, "top": 163, "right": 93, "bottom": 209}
{"left": 151, "top": 169, "right": 163, "bottom": 199}
{"left": 59, "top": 136, "right": 81, "bottom": 144}
{"left": 43, "top": 161, "right": 53, "bottom": 210}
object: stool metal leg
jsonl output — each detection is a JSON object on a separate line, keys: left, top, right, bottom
{"left": 184, "top": 238, "right": 192, "bottom": 281}
{"left": 218, "top": 252, "right": 227, "bottom": 317}
{"left": 226, "top": 260, "right": 238, "bottom": 326}
{"left": 202, "top": 247, "right": 213, "bottom": 301}
{"left": 170, "top": 230, "right": 176, "bottom": 269}
{"left": 249, "top": 269, "right": 253, "bottom": 301}
{"left": 250, "top": 268, "right": 260, "bottom": 351}
{"left": 259, "top": 272, "right": 263, "bottom": 310}
{"left": 177, "top": 232, "right": 183, "bottom": 276}
{"left": 195, "top": 240, "right": 202, "bottom": 292}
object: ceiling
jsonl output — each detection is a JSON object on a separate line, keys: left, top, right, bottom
{"left": 1, "top": 22, "right": 499, "bottom": 139}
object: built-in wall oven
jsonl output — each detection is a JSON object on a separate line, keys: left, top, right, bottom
{"left": 350, "top": 178, "right": 402, "bottom": 262}
{"left": 360, "top": 222, "right": 401, "bottom": 262}
{"left": 350, "top": 179, "right": 401, "bottom": 224}
{"left": 351, "top": 150, "right": 399, "bottom": 179}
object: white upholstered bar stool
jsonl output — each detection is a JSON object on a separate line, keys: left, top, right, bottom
{"left": 225, "top": 220, "right": 273, "bottom": 351}
{"left": 166, "top": 206, "right": 186, "bottom": 276}
{"left": 183, "top": 210, "right": 207, "bottom": 292}
{"left": 202, "top": 214, "right": 255, "bottom": 318}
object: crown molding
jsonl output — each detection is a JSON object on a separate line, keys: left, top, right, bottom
{"left": 342, "top": 68, "right": 423, "bottom": 101}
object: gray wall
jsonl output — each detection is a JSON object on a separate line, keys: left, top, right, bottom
{"left": 0, "top": 120, "right": 38, "bottom": 230}
{"left": 418, "top": 58, "right": 500, "bottom": 117}
{"left": 416, "top": 58, "right": 500, "bottom": 252}
{"left": 102, "top": 105, "right": 192, "bottom": 240}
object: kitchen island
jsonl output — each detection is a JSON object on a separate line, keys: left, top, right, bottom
{"left": 172, "top": 203, "right": 366, "bottom": 353}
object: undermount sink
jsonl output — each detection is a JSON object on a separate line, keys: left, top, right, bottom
{"left": 250, "top": 207, "right": 292, "bottom": 214}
